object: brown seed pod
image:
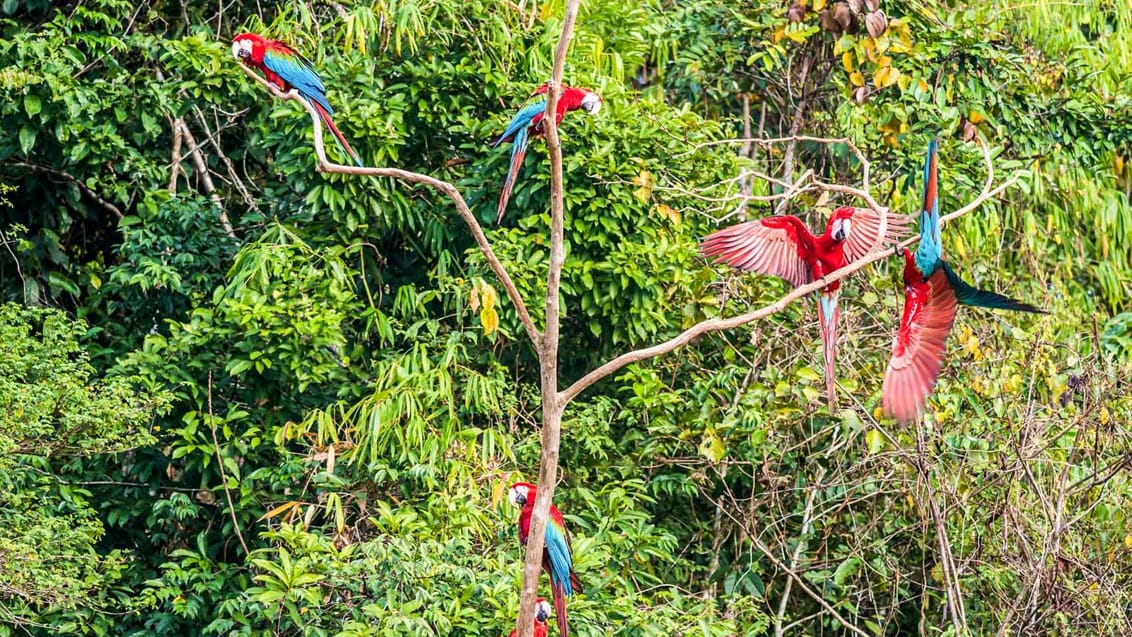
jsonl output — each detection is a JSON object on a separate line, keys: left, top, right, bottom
{"left": 834, "top": 2, "right": 853, "bottom": 31}
{"left": 819, "top": 8, "right": 841, "bottom": 33}
{"left": 853, "top": 86, "right": 870, "bottom": 104}
{"left": 848, "top": 0, "right": 865, "bottom": 15}
{"left": 961, "top": 119, "right": 978, "bottom": 142}
{"left": 787, "top": 1, "right": 806, "bottom": 22}
{"left": 866, "top": 10, "right": 888, "bottom": 38}
{"left": 865, "top": 0, "right": 880, "bottom": 11}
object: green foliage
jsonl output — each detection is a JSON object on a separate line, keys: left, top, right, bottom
{"left": 1, "top": 0, "right": 1131, "bottom": 635}
{"left": 0, "top": 303, "right": 165, "bottom": 630}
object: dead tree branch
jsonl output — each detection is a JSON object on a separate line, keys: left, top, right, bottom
{"left": 236, "top": 63, "right": 542, "bottom": 348}
{"left": 560, "top": 137, "right": 1014, "bottom": 404}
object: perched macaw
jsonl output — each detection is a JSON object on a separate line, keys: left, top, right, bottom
{"left": 508, "top": 482, "right": 583, "bottom": 637}
{"left": 700, "top": 206, "right": 911, "bottom": 413}
{"left": 491, "top": 84, "right": 602, "bottom": 222}
{"left": 231, "top": 32, "right": 363, "bottom": 167}
{"left": 882, "top": 139, "right": 1044, "bottom": 423}
{"left": 508, "top": 598, "right": 552, "bottom": 637}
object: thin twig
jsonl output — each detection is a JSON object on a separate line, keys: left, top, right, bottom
{"left": 559, "top": 137, "right": 1013, "bottom": 405}
{"left": 12, "top": 162, "right": 123, "bottom": 219}
{"left": 208, "top": 370, "right": 250, "bottom": 555}
{"left": 191, "top": 104, "right": 262, "bottom": 215}
{"left": 750, "top": 533, "right": 872, "bottom": 637}
{"left": 178, "top": 120, "right": 237, "bottom": 238}
{"left": 236, "top": 62, "right": 542, "bottom": 347}
{"left": 774, "top": 468, "right": 825, "bottom": 637}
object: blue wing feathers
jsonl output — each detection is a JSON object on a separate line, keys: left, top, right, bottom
{"left": 544, "top": 521, "right": 575, "bottom": 596}
{"left": 263, "top": 49, "right": 333, "bottom": 115}
{"left": 492, "top": 99, "right": 546, "bottom": 147}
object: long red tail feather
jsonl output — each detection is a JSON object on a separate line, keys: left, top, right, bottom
{"left": 311, "top": 101, "right": 362, "bottom": 167}
{"left": 550, "top": 579, "right": 569, "bottom": 637}
{"left": 497, "top": 139, "right": 528, "bottom": 222}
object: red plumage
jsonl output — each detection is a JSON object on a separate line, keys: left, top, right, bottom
{"left": 701, "top": 207, "right": 910, "bottom": 412}
{"left": 231, "top": 32, "right": 362, "bottom": 167}
{"left": 509, "top": 482, "right": 583, "bottom": 637}
{"left": 882, "top": 251, "right": 959, "bottom": 424}
{"left": 509, "top": 597, "right": 551, "bottom": 637}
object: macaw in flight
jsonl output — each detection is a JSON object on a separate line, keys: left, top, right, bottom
{"left": 882, "top": 139, "right": 1044, "bottom": 423}
{"left": 231, "top": 32, "right": 363, "bottom": 167}
{"left": 508, "top": 482, "right": 583, "bottom": 637}
{"left": 700, "top": 206, "right": 911, "bottom": 413}
{"left": 508, "top": 598, "right": 552, "bottom": 637}
{"left": 491, "top": 84, "right": 602, "bottom": 222}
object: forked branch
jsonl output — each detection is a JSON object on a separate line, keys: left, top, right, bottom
{"left": 236, "top": 63, "right": 542, "bottom": 348}
{"left": 559, "top": 136, "right": 1017, "bottom": 405}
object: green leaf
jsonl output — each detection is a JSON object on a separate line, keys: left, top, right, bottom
{"left": 24, "top": 94, "right": 41, "bottom": 117}
{"left": 19, "top": 126, "right": 36, "bottom": 154}
{"left": 865, "top": 428, "right": 885, "bottom": 454}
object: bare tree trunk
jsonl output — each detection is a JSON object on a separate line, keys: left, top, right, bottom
{"left": 514, "top": 2, "right": 583, "bottom": 636}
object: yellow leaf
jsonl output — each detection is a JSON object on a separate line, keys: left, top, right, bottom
{"left": 968, "top": 110, "right": 985, "bottom": 124}
{"left": 654, "top": 203, "right": 680, "bottom": 225}
{"left": 480, "top": 282, "right": 498, "bottom": 309}
{"left": 862, "top": 37, "right": 878, "bottom": 62}
{"left": 1123, "top": 534, "right": 1132, "bottom": 550}
{"left": 833, "top": 35, "right": 854, "bottom": 55}
{"left": 786, "top": 28, "right": 809, "bottom": 43}
{"left": 873, "top": 66, "right": 901, "bottom": 89}
{"left": 1100, "top": 406, "right": 1111, "bottom": 425}
{"left": 478, "top": 282, "right": 499, "bottom": 335}
{"left": 480, "top": 305, "right": 499, "bottom": 335}
{"left": 850, "top": 71, "right": 865, "bottom": 87}
{"left": 773, "top": 25, "right": 786, "bottom": 44}
{"left": 469, "top": 281, "right": 480, "bottom": 313}
{"left": 813, "top": 0, "right": 827, "bottom": 10}
{"left": 699, "top": 430, "right": 725, "bottom": 463}
{"left": 632, "top": 169, "right": 655, "bottom": 203}
{"left": 841, "top": 51, "right": 855, "bottom": 72}
{"left": 953, "top": 235, "right": 967, "bottom": 259}
{"left": 259, "top": 501, "right": 301, "bottom": 522}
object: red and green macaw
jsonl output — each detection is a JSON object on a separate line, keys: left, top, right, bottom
{"left": 700, "top": 206, "right": 911, "bottom": 413}
{"left": 508, "top": 482, "right": 583, "bottom": 637}
{"left": 508, "top": 598, "right": 552, "bottom": 637}
{"left": 882, "top": 139, "right": 1044, "bottom": 423}
{"left": 231, "top": 33, "right": 363, "bottom": 167}
{"left": 492, "top": 84, "right": 602, "bottom": 222}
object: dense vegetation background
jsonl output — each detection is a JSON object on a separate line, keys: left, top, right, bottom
{"left": 1, "top": 0, "right": 1131, "bottom": 635}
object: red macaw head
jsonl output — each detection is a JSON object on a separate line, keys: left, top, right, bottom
{"left": 828, "top": 206, "right": 857, "bottom": 243}
{"left": 508, "top": 481, "right": 536, "bottom": 508}
{"left": 231, "top": 32, "right": 265, "bottom": 62}
{"left": 534, "top": 598, "right": 551, "bottom": 624}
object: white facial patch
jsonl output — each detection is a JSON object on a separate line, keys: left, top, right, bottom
{"left": 507, "top": 485, "right": 529, "bottom": 507}
{"left": 231, "top": 39, "right": 252, "bottom": 59}
{"left": 581, "top": 92, "right": 602, "bottom": 114}
{"left": 536, "top": 599, "right": 552, "bottom": 620}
